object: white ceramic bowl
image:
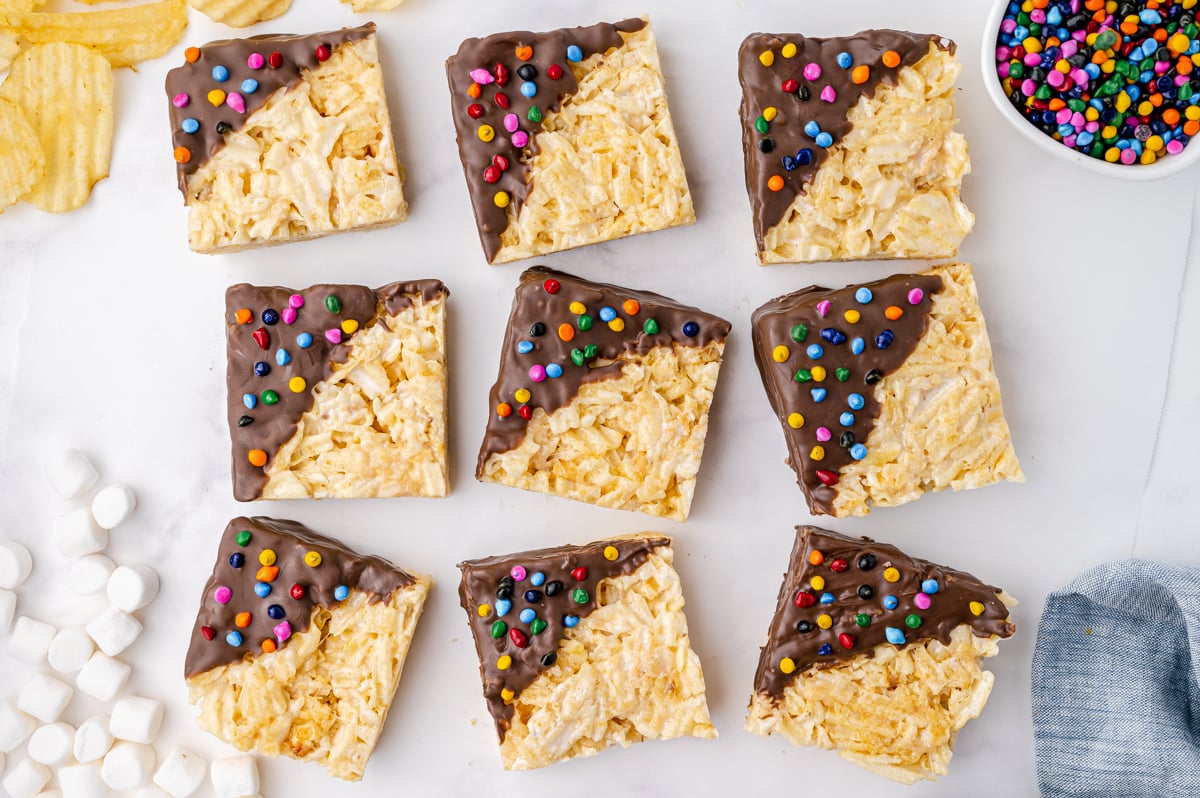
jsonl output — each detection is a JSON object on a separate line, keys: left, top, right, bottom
{"left": 981, "top": 0, "right": 1200, "bottom": 180}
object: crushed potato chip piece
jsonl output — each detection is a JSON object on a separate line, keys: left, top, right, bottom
{"left": 338, "top": 0, "right": 401, "bottom": 10}
{"left": 0, "top": 29, "right": 19, "bottom": 71}
{"left": 0, "top": 43, "right": 113, "bottom": 212}
{"left": 0, "top": 0, "right": 41, "bottom": 12}
{"left": 1, "top": 0, "right": 186, "bottom": 68}
{"left": 0, "top": 97, "right": 45, "bottom": 213}
{"left": 186, "top": 0, "right": 289, "bottom": 27}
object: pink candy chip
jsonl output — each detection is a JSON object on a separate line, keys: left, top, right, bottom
{"left": 281, "top": 307, "right": 297, "bottom": 325}
{"left": 803, "top": 62, "right": 822, "bottom": 81}
{"left": 288, "top": 294, "right": 305, "bottom": 309}
{"left": 907, "top": 288, "right": 924, "bottom": 305}
{"left": 511, "top": 566, "right": 527, "bottom": 581}
{"left": 815, "top": 427, "right": 832, "bottom": 443}
{"left": 274, "top": 621, "right": 291, "bottom": 642}
{"left": 820, "top": 85, "right": 837, "bottom": 103}
{"left": 816, "top": 300, "right": 831, "bottom": 318}
{"left": 213, "top": 586, "right": 232, "bottom": 605}
{"left": 325, "top": 329, "right": 342, "bottom": 344}
{"left": 503, "top": 113, "right": 519, "bottom": 133}
{"left": 529, "top": 365, "right": 546, "bottom": 382}
{"left": 226, "top": 92, "right": 246, "bottom": 114}
{"left": 173, "top": 93, "right": 190, "bottom": 108}
{"left": 511, "top": 131, "right": 529, "bottom": 148}
{"left": 247, "top": 53, "right": 265, "bottom": 70}
{"left": 470, "top": 68, "right": 495, "bottom": 84}
{"left": 914, "top": 593, "right": 932, "bottom": 610}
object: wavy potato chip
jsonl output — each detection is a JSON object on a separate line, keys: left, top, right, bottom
{"left": 186, "top": 0, "right": 290, "bottom": 27}
{"left": 0, "top": 98, "right": 45, "bottom": 213}
{"left": 0, "top": 29, "right": 18, "bottom": 72}
{"left": 339, "top": 0, "right": 401, "bottom": 11}
{"left": 0, "top": 0, "right": 186, "bottom": 68}
{"left": 0, "top": 0, "right": 41, "bottom": 12}
{"left": 0, "top": 43, "right": 113, "bottom": 212}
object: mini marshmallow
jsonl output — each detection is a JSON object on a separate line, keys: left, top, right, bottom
{"left": 108, "top": 696, "right": 162, "bottom": 744}
{"left": 73, "top": 716, "right": 112, "bottom": 763}
{"left": 8, "top": 616, "right": 55, "bottom": 664}
{"left": 0, "top": 588, "right": 15, "bottom": 634}
{"left": 3, "top": 759, "right": 51, "bottom": 798}
{"left": 153, "top": 747, "right": 206, "bottom": 798}
{"left": 90, "top": 485, "right": 136, "bottom": 530}
{"left": 76, "top": 652, "right": 130, "bottom": 702}
{"left": 0, "top": 540, "right": 33, "bottom": 589}
{"left": 17, "top": 674, "right": 73, "bottom": 723}
{"left": 45, "top": 449, "right": 99, "bottom": 499}
{"left": 85, "top": 605, "right": 142, "bottom": 657}
{"left": 28, "top": 722, "right": 74, "bottom": 766}
{"left": 101, "top": 741, "right": 155, "bottom": 791}
{"left": 0, "top": 700, "right": 36, "bottom": 753}
{"left": 69, "top": 555, "right": 115, "bottom": 595}
{"left": 58, "top": 763, "right": 107, "bottom": 798}
{"left": 53, "top": 508, "right": 108, "bottom": 559}
{"left": 106, "top": 565, "right": 159, "bottom": 613}
{"left": 48, "top": 627, "right": 95, "bottom": 674}
{"left": 135, "top": 788, "right": 171, "bottom": 798}
{"left": 209, "top": 754, "right": 259, "bottom": 798}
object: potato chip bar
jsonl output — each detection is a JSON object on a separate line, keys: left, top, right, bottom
{"left": 739, "top": 31, "right": 974, "bottom": 264}
{"left": 746, "top": 526, "right": 1015, "bottom": 784}
{"left": 459, "top": 535, "right": 715, "bottom": 770}
{"left": 186, "top": 516, "right": 431, "bottom": 781}
{"left": 446, "top": 18, "right": 694, "bottom": 264}
{"left": 227, "top": 280, "right": 449, "bottom": 501}
{"left": 165, "top": 24, "right": 407, "bottom": 253}
{"left": 476, "top": 267, "right": 729, "bottom": 521}
{"left": 751, "top": 263, "right": 1022, "bottom": 517}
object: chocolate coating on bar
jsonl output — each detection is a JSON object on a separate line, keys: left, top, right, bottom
{"left": 751, "top": 272, "right": 943, "bottom": 515}
{"left": 446, "top": 18, "right": 646, "bottom": 262}
{"left": 185, "top": 516, "right": 418, "bottom": 678}
{"left": 458, "top": 536, "right": 670, "bottom": 739}
{"left": 166, "top": 24, "right": 375, "bottom": 195}
{"left": 477, "top": 266, "right": 730, "bottom": 472}
{"left": 227, "top": 280, "right": 448, "bottom": 501}
{"left": 754, "top": 526, "right": 1014, "bottom": 698}
{"left": 738, "top": 31, "right": 952, "bottom": 250}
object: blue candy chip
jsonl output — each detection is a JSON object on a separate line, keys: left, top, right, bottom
{"left": 820, "top": 327, "right": 846, "bottom": 345}
{"left": 228, "top": 553, "right": 245, "bottom": 568}
{"left": 517, "top": 340, "right": 534, "bottom": 354}
{"left": 839, "top": 412, "right": 855, "bottom": 427}
{"left": 241, "top": 78, "right": 259, "bottom": 94}
{"left": 875, "top": 330, "right": 895, "bottom": 349}
{"left": 226, "top": 631, "right": 243, "bottom": 646}
{"left": 546, "top": 363, "right": 563, "bottom": 379}
{"left": 806, "top": 344, "right": 824, "bottom": 359}
{"left": 566, "top": 45, "right": 583, "bottom": 62}
{"left": 267, "top": 604, "right": 285, "bottom": 620}
{"left": 520, "top": 81, "right": 537, "bottom": 98}
{"left": 820, "top": 592, "right": 835, "bottom": 604}
{"left": 815, "top": 132, "right": 833, "bottom": 148}
{"left": 811, "top": 388, "right": 828, "bottom": 403}
{"left": 334, "top": 585, "right": 349, "bottom": 601}
{"left": 883, "top": 595, "right": 899, "bottom": 610}
{"left": 804, "top": 120, "right": 821, "bottom": 137}
{"left": 519, "top": 608, "right": 536, "bottom": 624}
{"left": 851, "top": 337, "right": 865, "bottom": 355}
{"left": 275, "top": 349, "right": 291, "bottom": 366}
{"left": 599, "top": 306, "right": 617, "bottom": 322}
{"left": 885, "top": 627, "right": 907, "bottom": 646}
{"left": 782, "top": 155, "right": 797, "bottom": 171}
{"left": 796, "top": 148, "right": 813, "bottom": 165}
{"left": 921, "top": 579, "right": 940, "bottom": 594}
{"left": 181, "top": 118, "right": 199, "bottom": 134}
{"left": 682, "top": 321, "right": 700, "bottom": 337}
{"left": 848, "top": 393, "right": 865, "bottom": 410}
{"left": 495, "top": 599, "right": 512, "bottom": 617}
{"left": 563, "top": 614, "right": 580, "bottom": 627}
{"left": 818, "top": 643, "right": 833, "bottom": 655}
{"left": 836, "top": 51, "right": 853, "bottom": 68}
{"left": 212, "top": 65, "right": 229, "bottom": 83}
{"left": 531, "top": 572, "right": 546, "bottom": 587}
{"left": 850, "top": 443, "right": 868, "bottom": 461}
{"left": 855, "top": 287, "right": 874, "bottom": 304}
{"left": 243, "top": 393, "right": 257, "bottom": 409}
{"left": 254, "top": 361, "right": 270, "bottom": 377}
{"left": 297, "top": 332, "right": 313, "bottom": 349}
{"left": 254, "top": 581, "right": 271, "bottom": 598}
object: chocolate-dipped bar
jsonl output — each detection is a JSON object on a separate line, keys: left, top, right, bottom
{"left": 166, "top": 24, "right": 406, "bottom": 252}
{"left": 446, "top": 18, "right": 694, "bottom": 264}
{"left": 476, "top": 267, "right": 730, "bottom": 521}
{"left": 227, "top": 280, "right": 449, "bottom": 501}
{"left": 186, "top": 517, "right": 431, "bottom": 781}
{"left": 459, "top": 535, "right": 714, "bottom": 769}
{"left": 751, "top": 263, "right": 1022, "bottom": 516}
{"left": 739, "top": 31, "right": 974, "bottom": 264}
{"left": 746, "top": 526, "right": 1015, "bottom": 784}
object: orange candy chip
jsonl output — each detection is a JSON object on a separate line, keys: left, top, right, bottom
{"left": 557, "top": 323, "right": 575, "bottom": 342}
{"left": 882, "top": 50, "right": 901, "bottom": 68}
{"left": 808, "top": 549, "right": 824, "bottom": 566}
{"left": 234, "top": 308, "right": 252, "bottom": 324}
{"left": 256, "top": 565, "right": 279, "bottom": 583}
{"left": 884, "top": 305, "right": 904, "bottom": 321}
{"left": 235, "top": 612, "right": 252, "bottom": 628}
{"left": 184, "top": 47, "right": 200, "bottom": 63}
{"left": 261, "top": 639, "right": 277, "bottom": 653}
{"left": 851, "top": 64, "right": 871, "bottom": 84}
{"left": 467, "top": 82, "right": 481, "bottom": 98}
{"left": 767, "top": 175, "right": 784, "bottom": 191}
{"left": 173, "top": 146, "right": 191, "bottom": 164}
{"left": 496, "top": 402, "right": 512, "bottom": 418}
{"left": 515, "top": 45, "right": 533, "bottom": 61}
{"left": 623, "top": 299, "right": 640, "bottom": 316}
{"left": 247, "top": 449, "right": 267, "bottom": 467}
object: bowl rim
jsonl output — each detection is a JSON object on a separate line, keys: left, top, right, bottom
{"left": 980, "top": 0, "right": 1200, "bottom": 181}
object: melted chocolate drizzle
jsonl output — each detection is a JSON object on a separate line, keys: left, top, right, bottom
{"left": 738, "top": 30, "right": 952, "bottom": 250}
{"left": 446, "top": 19, "right": 647, "bottom": 262}
{"left": 227, "top": 280, "right": 448, "bottom": 501}
{"left": 751, "top": 271, "right": 943, "bottom": 515}
{"left": 754, "top": 526, "right": 1014, "bottom": 698}
{"left": 458, "top": 537, "right": 670, "bottom": 739}
{"left": 185, "top": 516, "right": 418, "bottom": 679}
{"left": 476, "top": 267, "right": 730, "bottom": 473}
{"left": 166, "top": 25, "right": 376, "bottom": 195}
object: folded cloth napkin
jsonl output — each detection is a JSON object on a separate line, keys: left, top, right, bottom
{"left": 1032, "top": 559, "right": 1200, "bottom": 797}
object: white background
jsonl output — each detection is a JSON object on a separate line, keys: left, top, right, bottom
{"left": 2, "top": 1, "right": 1199, "bottom": 796}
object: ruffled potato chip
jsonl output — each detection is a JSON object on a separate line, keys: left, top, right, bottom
{"left": 0, "top": 0, "right": 186, "bottom": 68}
{"left": 186, "top": 0, "right": 290, "bottom": 28}
{"left": 0, "top": 97, "right": 45, "bottom": 213}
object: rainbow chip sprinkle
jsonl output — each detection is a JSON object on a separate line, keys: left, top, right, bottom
{"left": 995, "top": 0, "right": 1200, "bottom": 165}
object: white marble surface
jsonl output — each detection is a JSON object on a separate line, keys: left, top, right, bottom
{"left": 2, "top": 1, "right": 1198, "bottom": 796}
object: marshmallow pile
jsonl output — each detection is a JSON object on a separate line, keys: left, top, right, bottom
{"left": 1, "top": 450, "right": 262, "bottom": 798}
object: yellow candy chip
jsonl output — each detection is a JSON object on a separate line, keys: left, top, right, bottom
{"left": 500, "top": 688, "right": 514, "bottom": 702}
{"left": 288, "top": 376, "right": 306, "bottom": 393}
{"left": 569, "top": 301, "right": 587, "bottom": 315}
{"left": 1187, "top": 106, "right": 1200, "bottom": 121}
{"left": 811, "top": 575, "right": 825, "bottom": 591}
{"left": 608, "top": 318, "right": 625, "bottom": 332}
{"left": 341, "top": 319, "right": 359, "bottom": 334}
{"left": 208, "top": 89, "right": 226, "bottom": 107}
{"left": 810, "top": 445, "right": 825, "bottom": 461}
{"left": 494, "top": 191, "right": 509, "bottom": 208}
{"left": 514, "top": 388, "right": 531, "bottom": 403}
{"left": 884, "top": 567, "right": 900, "bottom": 583}
{"left": 781, "top": 42, "right": 797, "bottom": 58}
{"left": 969, "top": 601, "right": 986, "bottom": 617}
{"left": 772, "top": 345, "right": 789, "bottom": 362}
{"left": 304, "top": 551, "right": 321, "bottom": 567}
{"left": 779, "top": 657, "right": 796, "bottom": 674}
{"left": 843, "top": 309, "right": 860, "bottom": 324}
{"left": 259, "top": 549, "right": 276, "bottom": 566}
{"left": 787, "top": 412, "right": 804, "bottom": 429}
{"left": 497, "top": 655, "right": 512, "bottom": 671}
{"left": 817, "top": 614, "right": 832, "bottom": 630}
{"left": 763, "top": 106, "right": 777, "bottom": 122}
{"left": 603, "top": 545, "right": 619, "bottom": 561}
{"left": 478, "top": 603, "right": 492, "bottom": 617}
{"left": 759, "top": 49, "right": 774, "bottom": 67}
{"left": 811, "top": 366, "right": 826, "bottom": 382}
{"left": 477, "top": 124, "right": 494, "bottom": 142}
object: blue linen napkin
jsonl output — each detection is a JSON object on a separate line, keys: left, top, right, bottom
{"left": 1031, "top": 559, "right": 1200, "bottom": 797}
